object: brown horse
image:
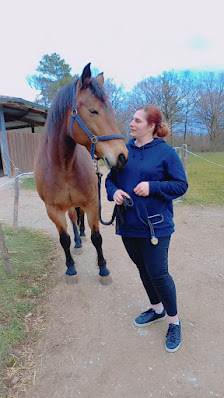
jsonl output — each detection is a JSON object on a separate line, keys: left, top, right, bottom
{"left": 34, "top": 63, "right": 128, "bottom": 284}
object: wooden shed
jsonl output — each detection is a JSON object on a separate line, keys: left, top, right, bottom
{"left": 0, "top": 96, "right": 48, "bottom": 177}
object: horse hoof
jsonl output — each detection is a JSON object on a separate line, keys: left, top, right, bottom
{"left": 99, "top": 274, "right": 112, "bottom": 286}
{"left": 74, "top": 247, "right": 83, "bottom": 255}
{"left": 66, "top": 274, "right": 78, "bottom": 284}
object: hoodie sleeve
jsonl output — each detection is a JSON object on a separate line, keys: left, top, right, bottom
{"left": 105, "top": 170, "right": 118, "bottom": 201}
{"left": 149, "top": 148, "right": 188, "bottom": 201}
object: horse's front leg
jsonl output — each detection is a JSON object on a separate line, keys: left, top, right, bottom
{"left": 91, "top": 229, "right": 112, "bottom": 285}
{"left": 46, "top": 205, "right": 78, "bottom": 284}
{"left": 86, "top": 208, "right": 112, "bottom": 285}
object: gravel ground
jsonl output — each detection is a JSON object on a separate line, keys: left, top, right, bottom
{"left": 0, "top": 171, "right": 224, "bottom": 398}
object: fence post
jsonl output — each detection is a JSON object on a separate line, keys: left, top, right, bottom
{"left": 13, "top": 168, "right": 19, "bottom": 233}
{"left": 0, "top": 105, "right": 11, "bottom": 177}
{"left": 181, "top": 144, "right": 188, "bottom": 200}
{"left": 182, "top": 144, "right": 188, "bottom": 176}
{"left": 0, "top": 222, "right": 13, "bottom": 275}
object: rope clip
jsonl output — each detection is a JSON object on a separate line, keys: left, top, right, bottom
{"left": 147, "top": 214, "right": 164, "bottom": 246}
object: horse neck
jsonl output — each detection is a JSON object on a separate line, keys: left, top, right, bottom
{"left": 47, "top": 119, "right": 76, "bottom": 168}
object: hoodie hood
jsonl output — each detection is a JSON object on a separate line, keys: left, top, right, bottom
{"left": 128, "top": 137, "right": 166, "bottom": 160}
{"left": 128, "top": 137, "right": 166, "bottom": 149}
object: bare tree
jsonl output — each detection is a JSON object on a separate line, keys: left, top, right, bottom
{"left": 104, "top": 79, "right": 124, "bottom": 114}
{"left": 194, "top": 72, "right": 224, "bottom": 150}
{"left": 104, "top": 78, "right": 130, "bottom": 136}
{"left": 125, "top": 71, "right": 194, "bottom": 143}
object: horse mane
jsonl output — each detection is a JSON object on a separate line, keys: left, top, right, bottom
{"left": 46, "top": 77, "right": 107, "bottom": 135}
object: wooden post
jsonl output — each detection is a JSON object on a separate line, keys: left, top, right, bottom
{"left": 0, "top": 105, "right": 11, "bottom": 177}
{"left": 182, "top": 144, "right": 188, "bottom": 176}
{"left": 0, "top": 222, "right": 13, "bottom": 275}
{"left": 182, "top": 144, "right": 188, "bottom": 200}
{"left": 13, "top": 168, "right": 19, "bottom": 233}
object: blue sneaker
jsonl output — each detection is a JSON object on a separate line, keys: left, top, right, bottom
{"left": 134, "top": 308, "right": 167, "bottom": 327}
{"left": 165, "top": 322, "right": 182, "bottom": 352}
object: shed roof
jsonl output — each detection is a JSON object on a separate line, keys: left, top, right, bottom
{"left": 0, "top": 96, "right": 48, "bottom": 130}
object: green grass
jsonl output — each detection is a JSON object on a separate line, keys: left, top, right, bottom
{"left": 184, "top": 152, "right": 224, "bottom": 206}
{"left": 0, "top": 225, "right": 56, "bottom": 393}
{"left": 20, "top": 177, "right": 36, "bottom": 190}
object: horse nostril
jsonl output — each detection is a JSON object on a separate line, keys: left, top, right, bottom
{"left": 117, "top": 153, "right": 128, "bottom": 169}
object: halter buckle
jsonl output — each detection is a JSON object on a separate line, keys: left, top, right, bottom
{"left": 91, "top": 136, "right": 99, "bottom": 143}
{"left": 71, "top": 109, "right": 78, "bottom": 117}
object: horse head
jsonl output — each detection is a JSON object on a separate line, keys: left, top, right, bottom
{"left": 70, "top": 63, "right": 128, "bottom": 170}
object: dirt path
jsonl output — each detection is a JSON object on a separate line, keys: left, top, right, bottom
{"left": 0, "top": 172, "right": 224, "bottom": 398}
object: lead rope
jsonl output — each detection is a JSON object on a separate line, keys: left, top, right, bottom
{"left": 135, "top": 206, "right": 164, "bottom": 246}
{"left": 97, "top": 169, "right": 117, "bottom": 226}
{"left": 96, "top": 167, "right": 134, "bottom": 226}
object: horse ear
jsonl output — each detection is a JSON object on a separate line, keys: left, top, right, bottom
{"left": 96, "top": 72, "right": 104, "bottom": 85}
{"left": 77, "top": 63, "right": 92, "bottom": 90}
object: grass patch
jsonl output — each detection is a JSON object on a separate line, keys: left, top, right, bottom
{"left": 183, "top": 152, "right": 224, "bottom": 206}
{"left": 0, "top": 224, "right": 56, "bottom": 393}
{"left": 19, "top": 177, "right": 36, "bottom": 190}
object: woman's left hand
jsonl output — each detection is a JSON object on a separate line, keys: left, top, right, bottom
{"left": 134, "top": 181, "right": 150, "bottom": 196}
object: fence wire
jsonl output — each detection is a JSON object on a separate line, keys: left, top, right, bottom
{"left": 0, "top": 172, "right": 34, "bottom": 188}
{"left": 174, "top": 147, "right": 224, "bottom": 168}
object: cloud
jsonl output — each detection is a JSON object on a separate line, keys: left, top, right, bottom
{"left": 187, "top": 36, "right": 212, "bottom": 52}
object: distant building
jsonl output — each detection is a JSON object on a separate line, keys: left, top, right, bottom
{"left": 0, "top": 96, "right": 48, "bottom": 177}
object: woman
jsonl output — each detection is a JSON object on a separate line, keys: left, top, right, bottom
{"left": 105, "top": 105, "right": 188, "bottom": 352}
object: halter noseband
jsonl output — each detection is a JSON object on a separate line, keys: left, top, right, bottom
{"left": 69, "top": 82, "right": 125, "bottom": 158}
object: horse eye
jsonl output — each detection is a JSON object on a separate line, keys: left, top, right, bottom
{"left": 89, "top": 109, "right": 98, "bottom": 115}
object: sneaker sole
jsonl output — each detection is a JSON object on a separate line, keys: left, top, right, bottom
{"left": 134, "top": 313, "right": 167, "bottom": 327}
{"left": 165, "top": 341, "right": 181, "bottom": 353}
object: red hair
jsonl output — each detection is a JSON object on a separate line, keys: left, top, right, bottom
{"left": 138, "top": 105, "right": 170, "bottom": 137}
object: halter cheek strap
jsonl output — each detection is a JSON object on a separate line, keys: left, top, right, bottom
{"left": 69, "top": 82, "right": 124, "bottom": 158}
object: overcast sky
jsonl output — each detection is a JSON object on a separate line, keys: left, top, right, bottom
{"left": 1, "top": 0, "right": 223, "bottom": 102}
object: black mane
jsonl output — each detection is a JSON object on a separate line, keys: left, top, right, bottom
{"left": 46, "top": 78, "right": 107, "bottom": 135}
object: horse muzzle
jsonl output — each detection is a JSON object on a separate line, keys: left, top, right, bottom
{"left": 116, "top": 153, "right": 128, "bottom": 169}
{"left": 104, "top": 152, "right": 128, "bottom": 170}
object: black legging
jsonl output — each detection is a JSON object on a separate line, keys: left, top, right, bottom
{"left": 122, "top": 236, "right": 177, "bottom": 317}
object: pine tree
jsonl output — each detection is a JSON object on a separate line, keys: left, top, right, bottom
{"left": 28, "top": 53, "right": 75, "bottom": 107}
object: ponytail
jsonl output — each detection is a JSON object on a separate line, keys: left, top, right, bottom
{"left": 138, "top": 104, "right": 170, "bottom": 138}
{"left": 155, "top": 121, "right": 170, "bottom": 138}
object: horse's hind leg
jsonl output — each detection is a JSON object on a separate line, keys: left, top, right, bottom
{"left": 46, "top": 205, "right": 78, "bottom": 283}
{"left": 78, "top": 208, "right": 87, "bottom": 240}
{"left": 68, "top": 208, "right": 83, "bottom": 255}
{"left": 75, "top": 207, "right": 86, "bottom": 241}
{"left": 86, "top": 207, "right": 112, "bottom": 285}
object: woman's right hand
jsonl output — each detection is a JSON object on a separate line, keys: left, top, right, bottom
{"left": 113, "top": 189, "right": 130, "bottom": 205}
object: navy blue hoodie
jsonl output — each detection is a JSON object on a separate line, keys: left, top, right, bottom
{"left": 105, "top": 138, "right": 188, "bottom": 238}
